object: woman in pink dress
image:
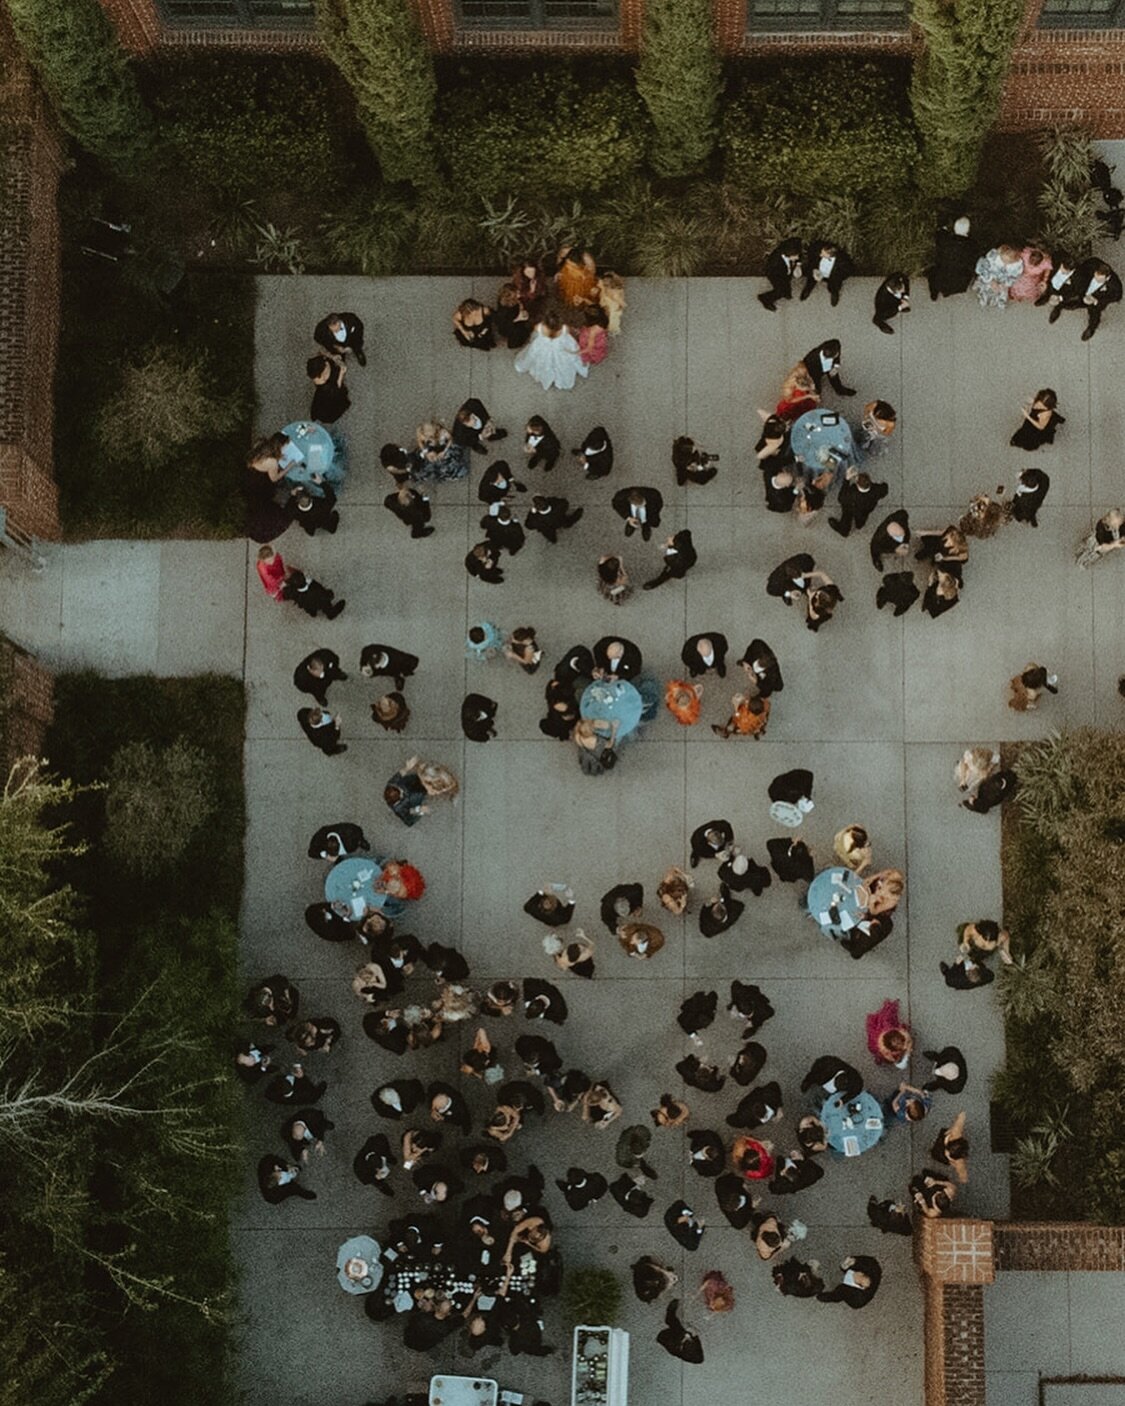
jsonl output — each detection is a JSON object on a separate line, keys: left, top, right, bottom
{"left": 866, "top": 998, "right": 914, "bottom": 1069}
{"left": 1009, "top": 245, "right": 1052, "bottom": 303}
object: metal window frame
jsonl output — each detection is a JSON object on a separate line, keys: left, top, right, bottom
{"left": 456, "top": 0, "right": 618, "bottom": 30}
{"left": 745, "top": 0, "right": 909, "bottom": 31}
{"left": 1037, "top": 0, "right": 1125, "bottom": 27}
{"left": 154, "top": 0, "right": 315, "bottom": 28}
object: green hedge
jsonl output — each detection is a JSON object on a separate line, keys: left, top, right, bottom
{"left": 439, "top": 70, "right": 648, "bottom": 200}
{"left": 54, "top": 270, "right": 255, "bottom": 539}
{"left": 149, "top": 55, "right": 350, "bottom": 196}
{"left": 722, "top": 61, "right": 918, "bottom": 197}
{"left": 996, "top": 730, "right": 1125, "bottom": 1221}
{"left": 635, "top": 0, "right": 722, "bottom": 178}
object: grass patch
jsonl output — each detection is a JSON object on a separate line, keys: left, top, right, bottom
{"left": 54, "top": 267, "right": 255, "bottom": 540}
{"left": 997, "top": 730, "right": 1125, "bottom": 1221}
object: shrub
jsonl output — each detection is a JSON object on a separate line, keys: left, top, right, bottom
{"left": 635, "top": 0, "right": 722, "bottom": 178}
{"left": 860, "top": 188, "right": 937, "bottom": 273}
{"left": 320, "top": 188, "right": 416, "bottom": 274}
{"left": 910, "top": 0, "right": 1024, "bottom": 197}
{"left": 150, "top": 56, "right": 346, "bottom": 197}
{"left": 104, "top": 739, "right": 216, "bottom": 880}
{"left": 1036, "top": 129, "right": 1101, "bottom": 258}
{"left": 633, "top": 206, "right": 713, "bottom": 276}
{"left": 316, "top": 0, "right": 438, "bottom": 188}
{"left": 93, "top": 345, "right": 245, "bottom": 472}
{"left": 440, "top": 72, "right": 647, "bottom": 201}
{"left": 723, "top": 62, "right": 917, "bottom": 198}
{"left": 563, "top": 1267, "right": 622, "bottom": 1327}
{"left": 5, "top": 0, "right": 154, "bottom": 174}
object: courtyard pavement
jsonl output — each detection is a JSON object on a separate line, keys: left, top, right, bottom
{"left": 4, "top": 272, "right": 1124, "bottom": 1406}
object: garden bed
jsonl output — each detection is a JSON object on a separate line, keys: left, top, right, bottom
{"left": 996, "top": 730, "right": 1125, "bottom": 1222}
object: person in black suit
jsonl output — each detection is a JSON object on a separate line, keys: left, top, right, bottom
{"left": 353, "top": 1133, "right": 396, "bottom": 1196}
{"left": 281, "top": 1106, "right": 334, "bottom": 1162}
{"left": 293, "top": 649, "right": 347, "bottom": 706}
{"left": 699, "top": 886, "right": 743, "bottom": 938}
{"left": 926, "top": 215, "right": 977, "bottom": 299}
{"left": 298, "top": 706, "right": 346, "bottom": 755}
{"left": 610, "top": 1174, "right": 654, "bottom": 1219}
{"left": 767, "top": 837, "right": 813, "bottom": 884}
{"left": 600, "top": 881, "right": 643, "bottom": 932}
{"left": 553, "top": 644, "right": 595, "bottom": 686}
{"left": 802, "top": 339, "right": 856, "bottom": 397}
{"left": 307, "top": 822, "right": 369, "bottom": 861}
{"left": 1009, "top": 467, "right": 1050, "bottom": 528}
{"left": 304, "top": 900, "right": 357, "bottom": 943}
{"left": 689, "top": 819, "right": 733, "bottom": 866}
{"left": 313, "top": 311, "right": 365, "bottom": 364}
{"left": 738, "top": 639, "right": 783, "bottom": 697}
{"left": 869, "top": 510, "right": 911, "bottom": 571}
{"left": 830, "top": 472, "right": 888, "bottom": 537}
{"left": 679, "top": 1059, "right": 726, "bottom": 1096}
{"left": 800, "top": 1055, "right": 863, "bottom": 1101}
{"left": 657, "top": 1300, "right": 704, "bottom": 1364}
{"left": 867, "top": 1196, "right": 913, "bottom": 1236}
{"left": 728, "top": 980, "right": 774, "bottom": 1030}
{"left": 769, "top": 1151, "right": 824, "bottom": 1196}
{"left": 961, "top": 768, "right": 1019, "bottom": 813}
{"left": 677, "top": 989, "right": 717, "bottom": 1037}
{"left": 761, "top": 465, "right": 797, "bottom": 513}
{"left": 840, "top": 912, "right": 894, "bottom": 958}
{"left": 384, "top": 483, "right": 434, "bottom": 538}
{"left": 478, "top": 459, "right": 526, "bottom": 504}
{"left": 371, "top": 1078, "right": 426, "bottom": 1119}
{"left": 258, "top": 1153, "right": 316, "bottom": 1203}
{"left": 872, "top": 272, "right": 910, "bottom": 334}
{"left": 922, "top": 564, "right": 962, "bottom": 619}
{"left": 773, "top": 1258, "right": 825, "bottom": 1298}
{"left": 481, "top": 503, "right": 525, "bottom": 555}
{"left": 759, "top": 237, "right": 804, "bottom": 311}
{"left": 682, "top": 633, "right": 728, "bottom": 678}
{"left": 664, "top": 1201, "right": 705, "bottom": 1251}
{"left": 817, "top": 1255, "right": 882, "bottom": 1309}
{"left": 526, "top": 494, "right": 583, "bottom": 543}
{"left": 718, "top": 848, "right": 771, "bottom": 895}
{"left": 524, "top": 416, "right": 560, "bottom": 471}
{"left": 285, "top": 482, "right": 339, "bottom": 536}
{"left": 556, "top": 1167, "right": 608, "bottom": 1211}
{"left": 1050, "top": 257, "right": 1122, "bottom": 339}
{"left": 461, "top": 692, "right": 498, "bottom": 742}
{"left": 593, "top": 635, "right": 643, "bottom": 679}
{"left": 264, "top": 1063, "right": 326, "bottom": 1105}
{"left": 523, "top": 884, "right": 575, "bottom": 926}
{"left": 923, "top": 1046, "right": 968, "bottom": 1094}
{"left": 515, "top": 1033, "right": 562, "bottom": 1078}
{"left": 714, "top": 1174, "right": 755, "bottom": 1230}
{"left": 726, "top": 1080, "right": 783, "bottom": 1130}
{"left": 465, "top": 541, "right": 505, "bottom": 584}
{"left": 423, "top": 942, "right": 470, "bottom": 981}
{"left": 643, "top": 530, "right": 697, "bottom": 590}
{"left": 428, "top": 1081, "right": 472, "bottom": 1134}
{"left": 730, "top": 1040, "right": 768, "bottom": 1087}
{"left": 766, "top": 552, "right": 815, "bottom": 604}
{"left": 307, "top": 355, "right": 350, "bottom": 424}
{"left": 612, "top": 486, "right": 663, "bottom": 540}
{"left": 799, "top": 239, "right": 855, "bottom": 305}
{"left": 453, "top": 398, "right": 507, "bottom": 454}
{"left": 672, "top": 436, "right": 719, "bottom": 486}
{"left": 359, "top": 644, "right": 418, "bottom": 689}
{"left": 281, "top": 570, "right": 344, "bottom": 619}
{"left": 522, "top": 977, "right": 568, "bottom": 1025}
{"left": 875, "top": 572, "right": 920, "bottom": 617}
{"left": 575, "top": 426, "right": 614, "bottom": 478}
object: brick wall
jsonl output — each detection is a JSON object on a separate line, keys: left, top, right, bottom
{"left": 0, "top": 638, "right": 55, "bottom": 771}
{"left": 98, "top": 0, "right": 161, "bottom": 53}
{"left": 1000, "top": 29, "right": 1125, "bottom": 137}
{"left": 0, "top": 9, "right": 64, "bottom": 543}
{"left": 993, "top": 1223, "right": 1125, "bottom": 1271}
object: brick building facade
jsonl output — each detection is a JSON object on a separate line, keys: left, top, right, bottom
{"left": 0, "top": 8, "right": 64, "bottom": 543}
{"left": 0, "top": 636, "right": 54, "bottom": 771}
{"left": 96, "top": 0, "right": 1125, "bottom": 135}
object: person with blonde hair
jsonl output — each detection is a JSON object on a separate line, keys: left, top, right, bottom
{"left": 833, "top": 825, "right": 872, "bottom": 874}
{"left": 657, "top": 866, "right": 693, "bottom": 915}
{"left": 863, "top": 868, "right": 904, "bottom": 916}
{"left": 597, "top": 270, "right": 626, "bottom": 333}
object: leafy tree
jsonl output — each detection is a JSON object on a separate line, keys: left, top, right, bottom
{"left": 909, "top": 0, "right": 1024, "bottom": 197}
{"left": 635, "top": 0, "right": 722, "bottom": 178}
{"left": 5, "top": 0, "right": 154, "bottom": 174}
{"left": 315, "top": 0, "right": 437, "bottom": 188}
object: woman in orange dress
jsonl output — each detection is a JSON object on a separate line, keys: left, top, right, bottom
{"left": 711, "top": 692, "right": 770, "bottom": 739}
{"left": 555, "top": 244, "right": 599, "bottom": 307}
{"left": 665, "top": 680, "right": 703, "bottom": 726}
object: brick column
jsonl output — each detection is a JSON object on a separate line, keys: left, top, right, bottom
{"left": 96, "top": 0, "right": 162, "bottom": 54}
{"left": 620, "top": 0, "right": 644, "bottom": 51}
{"left": 410, "top": 0, "right": 455, "bottom": 52}
{"left": 0, "top": 638, "right": 55, "bottom": 770}
{"left": 915, "top": 1220, "right": 994, "bottom": 1406}
{"left": 712, "top": 0, "right": 747, "bottom": 54}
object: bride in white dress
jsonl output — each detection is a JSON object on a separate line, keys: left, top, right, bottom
{"left": 514, "top": 310, "right": 589, "bottom": 392}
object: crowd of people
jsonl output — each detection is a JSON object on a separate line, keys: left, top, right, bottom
{"left": 233, "top": 222, "right": 1124, "bottom": 1396}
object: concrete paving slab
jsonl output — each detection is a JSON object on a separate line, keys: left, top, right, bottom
{"left": 987, "top": 1371, "right": 1041, "bottom": 1406}
{"left": 0, "top": 541, "right": 63, "bottom": 660}
{"left": 985, "top": 1272, "right": 1071, "bottom": 1373}
{"left": 155, "top": 539, "right": 247, "bottom": 676}
{"left": 1064, "top": 1272, "right": 1125, "bottom": 1375}
{"left": 58, "top": 540, "right": 162, "bottom": 674}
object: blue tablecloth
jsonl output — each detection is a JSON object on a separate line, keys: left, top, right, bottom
{"left": 821, "top": 1090, "right": 884, "bottom": 1157}
{"left": 325, "top": 856, "right": 403, "bottom": 920}
{"left": 580, "top": 679, "right": 644, "bottom": 740}
{"left": 806, "top": 867, "right": 865, "bottom": 937}
{"left": 336, "top": 1235, "right": 383, "bottom": 1295}
{"left": 280, "top": 420, "right": 344, "bottom": 491}
{"left": 789, "top": 409, "right": 856, "bottom": 479}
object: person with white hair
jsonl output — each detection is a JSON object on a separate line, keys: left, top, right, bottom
{"left": 926, "top": 214, "right": 977, "bottom": 300}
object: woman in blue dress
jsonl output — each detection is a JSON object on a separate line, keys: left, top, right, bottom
{"left": 410, "top": 420, "right": 469, "bottom": 484}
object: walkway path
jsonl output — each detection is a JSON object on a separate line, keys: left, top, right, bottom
{"left": 3, "top": 273, "right": 1122, "bottom": 1406}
